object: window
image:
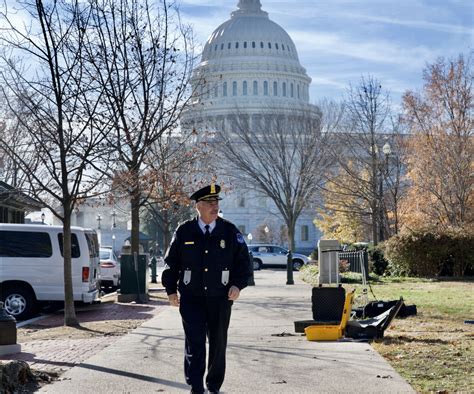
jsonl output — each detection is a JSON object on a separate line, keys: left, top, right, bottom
{"left": 243, "top": 81, "right": 247, "bottom": 95}
{"left": 235, "top": 42, "right": 239, "bottom": 49}
{"left": 290, "top": 83, "right": 294, "bottom": 97}
{"left": 214, "top": 84, "right": 218, "bottom": 97}
{"left": 228, "top": 42, "right": 231, "bottom": 49}
{"left": 252, "top": 41, "right": 256, "bottom": 48}
{"left": 260, "top": 41, "right": 264, "bottom": 48}
{"left": 275, "top": 43, "right": 279, "bottom": 50}
{"left": 221, "top": 43, "right": 224, "bottom": 50}
{"left": 244, "top": 41, "right": 247, "bottom": 48}
{"left": 223, "top": 82, "right": 227, "bottom": 97}
{"left": 253, "top": 81, "right": 258, "bottom": 95}
{"left": 268, "top": 42, "right": 271, "bottom": 49}
{"left": 214, "top": 45, "right": 217, "bottom": 51}
{"left": 238, "top": 225, "right": 246, "bottom": 234}
{"left": 263, "top": 81, "right": 268, "bottom": 96}
{"left": 301, "top": 225, "right": 309, "bottom": 241}
{"left": 282, "top": 43, "right": 285, "bottom": 51}
{"left": 237, "top": 196, "right": 245, "bottom": 207}
{"left": 0, "top": 231, "right": 52, "bottom": 257}
{"left": 282, "top": 82, "right": 287, "bottom": 97}
{"left": 297, "top": 84, "right": 300, "bottom": 99}
{"left": 232, "top": 81, "right": 237, "bottom": 96}
{"left": 273, "top": 81, "right": 278, "bottom": 96}
{"left": 58, "top": 233, "right": 81, "bottom": 258}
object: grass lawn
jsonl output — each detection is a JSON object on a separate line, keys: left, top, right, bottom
{"left": 299, "top": 267, "right": 474, "bottom": 392}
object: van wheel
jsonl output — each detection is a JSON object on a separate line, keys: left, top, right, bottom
{"left": 2, "top": 285, "right": 38, "bottom": 320}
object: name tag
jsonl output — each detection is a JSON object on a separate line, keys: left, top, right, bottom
{"left": 184, "top": 241, "right": 194, "bottom": 245}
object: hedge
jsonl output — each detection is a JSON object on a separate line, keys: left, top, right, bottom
{"left": 382, "top": 227, "right": 474, "bottom": 277}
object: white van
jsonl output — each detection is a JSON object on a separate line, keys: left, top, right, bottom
{"left": 0, "top": 224, "right": 101, "bottom": 320}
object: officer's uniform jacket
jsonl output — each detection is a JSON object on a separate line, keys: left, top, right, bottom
{"left": 162, "top": 217, "right": 251, "bottom": 297}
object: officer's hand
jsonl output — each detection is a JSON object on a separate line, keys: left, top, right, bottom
{"left": 228, "top": 286, "right": 240, "bottom": 301}
{"left": 168, "top": 293, "right": 179, "bottom": 307}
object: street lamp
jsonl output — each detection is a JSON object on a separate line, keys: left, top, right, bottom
{"left": 111, "top": 210, "right": 116, "bottom": 228}
{"left": 41, "top": 212, "right": 45, "bottom": 224}
{"left": 112, "top": 234, "right": 116, "bottom": 254}
{"left": 378, "top": 142, "right": 391, "bottom": 243}
{"left": 96, "top": 214, "right": 102, "bottom": 230}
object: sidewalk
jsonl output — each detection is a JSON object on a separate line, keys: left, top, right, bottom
{"left": 39, "top": 270, "right": 414, "bottom": 393}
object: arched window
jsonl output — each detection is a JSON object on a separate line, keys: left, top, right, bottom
{"left": 232, "top": 81, "right": 237, "bottom": 96}
{"left": 253, "top": 81, "right": 258, "bottom": 95}
{"left": 260, "top": 41, "right": 264, "bottom": 48}
{"left": 252, "top": 41, "right": 256, "bottom": 48}
{"left": 223, "top": 82, "right": 227, "bottom": 97}
{"left": 244, "top": 41, "right": 247, "bottom": 48}
{"left": 268, "top": 42, "right": 272, "bottom": 49}
{"left": 282, "top": 44, "right": 285, "bottom": 51}
{"left": 275, "top": 43, "right": 279, "bottom": 50}
{"left": 235, "top": 42, "right": 239, "bottom": 49}
{"left": 290, "top": 83, "right": 294, "bottom": 98}
{"left": 273, "top": 81, "right": 278, "bottom": 96}
{"left": 228, "top": 42, "right": 231, "bottom": 49}
{"left": 263, "top": 81, "right": 268, "bottom": 96}
{"left": 243, "top": 81, "right": 248, "bottom": 96}
{"left": 282, "top": 82, "right": 287, "bottom": 97}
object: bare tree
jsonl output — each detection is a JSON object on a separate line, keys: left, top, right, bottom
{"left": 83, "top": 0, "right": 196, "bottom": 255}
{"left": 214, "top": 105, "right": 332, "bottom": 252}
{"left": 0, "top": 0, "right": 110, "bottom": 325}
{"left": 322, "top": 76, "right": 405, "bottom": 245}
{"left": 402, "top": 53, "right": 473, "bottom": 230}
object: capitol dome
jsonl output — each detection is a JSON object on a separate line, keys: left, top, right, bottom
{"left": 183, "top": 0, "right": 318, "bottom": 121}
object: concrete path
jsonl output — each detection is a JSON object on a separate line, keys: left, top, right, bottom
{"left": 40, "top": 270, "right": 414, "bottom": 393}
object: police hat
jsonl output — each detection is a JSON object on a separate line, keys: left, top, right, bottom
{"left": 190, "top": 183, "right": 222, "bottom": 202}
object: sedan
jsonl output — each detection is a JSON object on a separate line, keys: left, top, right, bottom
{"left": 248, "top": 244, "right": 309, "bottom": 271}
{"left": 99, "top": 247, "right": 120, "bottom": 289}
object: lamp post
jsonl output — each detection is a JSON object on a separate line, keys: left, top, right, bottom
{"left": 41, "top": 212, "right": 45, "bottom": 224}
{"left": 96, "top": 214, "right": 102, "bottom": 248}
{"left": 247, "top": 232, "right": 253, "bottom": 244}
{"left": 378, "top": 142, "right": 391, "bottom": 243}
{"left": 246, "top": 233, "right": 255, "bottom": 286}
{"left": 96, "top": 214, "right": 102, "bottom": 230}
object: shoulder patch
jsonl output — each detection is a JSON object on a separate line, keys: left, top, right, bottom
{"left": 236, "top": 233, "right": 245, "bottom": 244}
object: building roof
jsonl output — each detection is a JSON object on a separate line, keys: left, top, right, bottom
{"left": 0, "top": 180, "right": 43, "bottom": 211}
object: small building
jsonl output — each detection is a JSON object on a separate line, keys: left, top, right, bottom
{"left": 0, "top": 181, "right": 43, "bottom": 223}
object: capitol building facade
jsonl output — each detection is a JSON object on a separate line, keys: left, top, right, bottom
{"left": 182, "top": 0, "right": 322, "bottom": 252}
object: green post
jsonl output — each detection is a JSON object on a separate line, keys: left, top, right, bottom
{"left": 150, "top": 254, "right": 157, "bottom": 284}
{"left": 286, "top": 250, "right": 294, "bottom": 285}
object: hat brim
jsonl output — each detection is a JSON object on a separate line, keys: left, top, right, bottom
{"left": 198, "top": 196, "right": 222, "bottom": 202}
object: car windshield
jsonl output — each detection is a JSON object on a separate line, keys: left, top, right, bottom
{"left": 100, "top": 249, "right": 111, "bottom": 260}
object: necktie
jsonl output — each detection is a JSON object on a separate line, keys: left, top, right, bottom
{"left": 204, "top": 224, "right": 210, "bottom": 237}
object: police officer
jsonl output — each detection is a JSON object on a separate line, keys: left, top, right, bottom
{"left": 161, "top": 184, "right": 251, "bottom": 394}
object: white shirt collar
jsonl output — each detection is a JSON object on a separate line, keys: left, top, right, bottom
{"left": 198, "top": 218, "right": 216, "bottom": 234}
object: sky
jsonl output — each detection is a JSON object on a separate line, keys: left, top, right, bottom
{"left": 178, "top": 0, "right": 473, "bottom": 108}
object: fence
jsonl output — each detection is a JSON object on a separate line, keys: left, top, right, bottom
{"left": 338, "top": 250, "right": 369, "bottom": 280}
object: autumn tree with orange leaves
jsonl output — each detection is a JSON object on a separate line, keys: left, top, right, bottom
{"left": 402, "top": 53, "right": 473, "bottom": 232}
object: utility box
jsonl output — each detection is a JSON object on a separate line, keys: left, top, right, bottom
{"left": 117, "top": 254, "right": 149, "bottom": 303}
{"left": 318, "top": 239, "right": 340, "bottom": 285}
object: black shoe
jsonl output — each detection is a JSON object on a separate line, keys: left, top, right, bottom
{"left": 207, "top": 389, "right": 219, "bottom": 393}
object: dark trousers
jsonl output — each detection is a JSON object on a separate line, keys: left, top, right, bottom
{"left": 179, "top": 295, "right": 233, "bottom": 393}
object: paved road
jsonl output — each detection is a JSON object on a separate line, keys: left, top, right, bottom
{"left": 40, "top": 270, "right": 414, "bottom": 393}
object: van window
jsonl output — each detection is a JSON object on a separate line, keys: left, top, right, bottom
{"left": 85, "top": 232, "right": 99, "bottom": 258}
{"left": 0, "top": 231, "right": 53, "bottom": 257}
{"left": 58, "top": 233, "right": 81, "bottom": 258}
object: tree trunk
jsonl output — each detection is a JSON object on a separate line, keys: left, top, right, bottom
{"left": 63, "top": 207, "right": 78, "bottom": 326}
{"left": 130, "top": 167, "right": 141, "bottom": 256}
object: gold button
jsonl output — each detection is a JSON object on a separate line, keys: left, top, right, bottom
{"left": 205, "top": 250, "right": 208, "bottom": 254}
{"left": 204, "top": 268, "right": 208, "bottom": 272}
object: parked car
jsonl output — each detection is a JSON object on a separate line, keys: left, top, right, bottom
{"left": 0, "top": 224, "right": 100, "bottom": 320}
{"left": 99, "top": 247, "right": 120, "bottom": 288}
{"left": 248, "top": 244, "right": 309, "bottom": 271}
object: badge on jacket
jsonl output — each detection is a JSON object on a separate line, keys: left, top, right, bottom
{"left": 236, "top": 233, "right": 245, "bottom": 244}
{"left": 220, "top": 239, "right": 225, "bottom": 249}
